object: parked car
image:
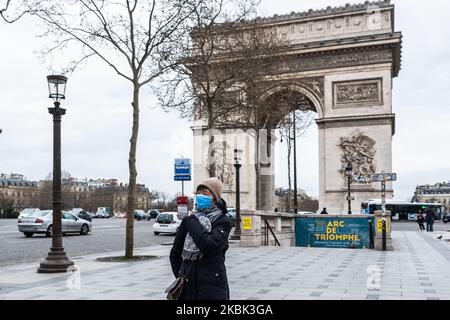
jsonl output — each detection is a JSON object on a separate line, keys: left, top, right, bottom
{"left": 152, "top": 212, "right": 182, "bottom": 235}
{"left": 443, "top": 214, "right": 450, "bottom": 224}
{"left": 226, "top": 208, "right": 236, "bottom": 227}
{"left": 18, "top": 208, "right": 41, "bottom": 219}
{"left": 94, "top": 207, "right": 111, "bottom": 218}
{"left": 71, "top": 210, "right": 93, "bottom": 222}
{"left": 147, "top": 209, "right": 161, "bottom": 220}
{"left": 95, "top": 207, "right": 112, "bottom": 218}
{"left": 134, "top": 210, "right": 146, "bottom": 221}
{"left": 94, "top": 212, "right": 109, "bottom": 218}
{"left": 18, "top": 210, "right": 92, "bottom": 238}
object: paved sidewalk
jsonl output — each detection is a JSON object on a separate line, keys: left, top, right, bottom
{"left": 0, "top": 231, "right": 449, "bottom": 300}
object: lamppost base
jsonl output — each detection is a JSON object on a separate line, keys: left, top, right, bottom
{"left": 229, "top": 232, "right": 241, "bottom": 241}
{"left": 37, "top": 248, "right": 74, "bottom": 273}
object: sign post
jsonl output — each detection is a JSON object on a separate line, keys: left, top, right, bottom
{"left": 354, "top": 172, "right": 396, "bottom": 251}
{"left": 353, "top": 172, "right": 397, "bottom": 216}
{"left": 174, "top": 158, "right": 191, "bottom": 197}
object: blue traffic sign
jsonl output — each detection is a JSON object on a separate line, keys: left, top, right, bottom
{"left": 174, "top": 158, "right": 191, "bottom": 181}
{"left": 174, "top": 175, "right": 191, "bottom": 181}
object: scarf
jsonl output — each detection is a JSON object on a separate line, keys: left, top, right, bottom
{"left": 182, "top": 205, "right": 223, "bottom": 261}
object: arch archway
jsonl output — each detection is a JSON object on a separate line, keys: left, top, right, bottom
{"left": 191, "top": 2, "right": 402, "bottom": 214}
{"left": 259, "top": 83, "right": 324, "bottom": 120}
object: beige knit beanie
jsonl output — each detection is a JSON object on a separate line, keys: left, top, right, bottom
{"left": 196, "top": 177, "right": 223, "bottom": 201}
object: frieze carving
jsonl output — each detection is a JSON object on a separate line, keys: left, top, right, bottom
{"left": 301, "top": 77, "right": 324, "bottom": 103}
{"left": 301, "top": 77, "right": 325, "bottom": 100}
{"left": 255, "top": 1, "right": 392, "bottom": 25}
{"left": 338, "top": 131, "right": 376, "bottom": 180}
{"left": 334, "top": 78, "right": 382, "bottom": 107}
{"left": 276, "top": 48, "right": 393, "bottom": 74}
{"left": 207, "top": 141, "right": 234, "bottom": 190}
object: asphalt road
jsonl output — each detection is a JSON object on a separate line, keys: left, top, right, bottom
{"left": 0, "top": 218, "right": 448, "bottom": 267}
{"left": 0, "top": 218, "right": 175, "bottom": 267}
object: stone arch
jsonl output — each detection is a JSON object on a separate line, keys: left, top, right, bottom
{"left": 191, "top": 2, "right": 402, "bottom": 214}
{"left": 258, "top": 82, "right": 324, "bottom": 120}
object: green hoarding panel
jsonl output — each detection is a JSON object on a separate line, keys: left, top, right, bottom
{"left": 295, "top": 216, "right": 375, "bottom": 249}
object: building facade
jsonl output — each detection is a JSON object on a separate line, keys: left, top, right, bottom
{"left": 0, "top": 173, "right": 39, "bottom": 213}
{"left": 1, "top": 173, "right": 151, "bottom": 214}
{"left": 413, "top": 182, "right": 450, "bottom": 214}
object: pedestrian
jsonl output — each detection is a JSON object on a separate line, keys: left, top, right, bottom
{"left": 169, "top": 177, "right": 232, "bottom": 300}
{"left": 417, "top": 211, "right": 425, "bottom": 231}
{"left": 424, "top": 207, "right": 435, "bottom": 232}
{"left": 274, "top": 207, "right": 279, "bottom": 213}
{"left": 320, "top": 208, "right": 328, "bottom": 215}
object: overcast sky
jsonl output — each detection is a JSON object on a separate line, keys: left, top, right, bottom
{"left": 1, "top": 0, "right": 449, "bottom": 201}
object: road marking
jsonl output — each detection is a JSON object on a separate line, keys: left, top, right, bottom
{"left": 92, "top": 226, "right": 121, "bottom": 229}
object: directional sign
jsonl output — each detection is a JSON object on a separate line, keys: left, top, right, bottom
{"left": 174, "top": 175, "right": 191, "bottom": 181}
{"left": 371, "top": 173, "right": 397, "bottom": 182}
{"left": 354, "top": 173, "right": 397, "bottom": 183}
{"left": 174, "top": 158, "right": 191, "bottom": 181}
{"left": 174, "top": 158, "right": 191, "bottom": 175}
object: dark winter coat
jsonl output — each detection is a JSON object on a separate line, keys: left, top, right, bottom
{"left": 169, "top": 200, "right": 232, "bottom": 300}
{"left": 424, "top": 208, "right": 435, "bottom": 222}
{"left": 417, "top": 214, "right": 424, "bottom": 224}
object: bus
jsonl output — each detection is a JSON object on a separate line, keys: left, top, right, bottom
{"left": 361, "top": 200, "right": 444, "bottom": 221}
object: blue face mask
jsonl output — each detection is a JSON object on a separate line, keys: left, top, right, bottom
{"left": 196, "top": 194, "right": 213, "bottom": 209}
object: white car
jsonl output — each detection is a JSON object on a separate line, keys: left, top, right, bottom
{"left": 18, "top": 210, "right": 92, "bottom": 237}
{"left": 153, "top": 212, "right": 182, "bottom": 235}
{"left": 18, "top": 208, "right": 41, "bottom": 219}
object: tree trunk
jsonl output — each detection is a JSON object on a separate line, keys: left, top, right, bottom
{"left": 125, "top": 83, "right": 140, "bottom": 258}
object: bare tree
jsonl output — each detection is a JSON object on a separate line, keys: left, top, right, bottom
{"left": 0, "top": 0, "right": 40, "bottom": 23}
{"left": 160, "top": 192, "right": 170, "bottom": 208}
{"left": 1, "top": 0, "right": 201, "bottom": 258}
{"left": 279, "top": 110, "right": 315, "bottom": 212}
{"left": 157, "top": 0, "right": 259, "bottom": 177}
{"left": 38, "top": 171, "right": 77, "bottom": 210}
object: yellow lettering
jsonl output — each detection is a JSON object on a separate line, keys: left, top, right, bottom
{"left": 315, "top": 234, "right": 321, "bottom": 240}
{"left": 320, "top": 234, "right": 327, "bottom": 241}
{"left": 327, "top": 222, "right": 333, "bottom": 228}
{"left": 336, "top": 234, "right": 343, "bottom": 241}
{"left": 329, "top": 234, "right": 335, "bottom": 241}
{"left": 339, "top": 221, "right": 345, "bottom": 228}
{"left": 333, "top": 221, "right": 340, "bottom": 228}
{"left": 326, "top": 227, "right": 333, "bottom": 234}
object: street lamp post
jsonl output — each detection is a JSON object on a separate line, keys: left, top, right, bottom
{"left": 38, "top": 75, "right": 74, "bottom": 273}
{"left": 230, "top": 149, "right": 242, "bottom": 240}
{"left": 345, "top": 162, "right": 353, "bottom": 215}
{"left": 292, "top": 110, "right": 298, "bottom": 215}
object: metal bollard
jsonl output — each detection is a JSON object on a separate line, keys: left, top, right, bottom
{"left": 368, "top": 220, "right": 374, "bottom": 249}
{"left": 382, "top": 218, "right": 387, "bottom": 251}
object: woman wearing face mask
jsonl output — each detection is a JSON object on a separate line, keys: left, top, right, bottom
{"left": 169, "top": 177, "right": 232, "bottom": 300}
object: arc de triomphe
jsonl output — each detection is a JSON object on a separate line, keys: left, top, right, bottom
{"left": 191, "top": 1, "right": 402, "bottom": 214}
